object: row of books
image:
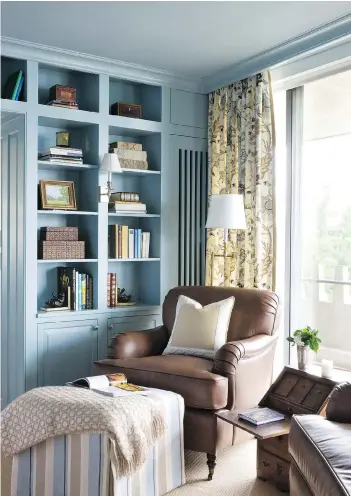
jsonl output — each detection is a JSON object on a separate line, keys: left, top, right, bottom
{"left": 58, "top": 267, "right": 93, "bottom": 311}
{"left": 38, "top": 146, "right": 83, "bottom": 164}
{"left": 2, "top": 70, "right": 24, "bottom": 101}
{"left": 109, "top": 225, "right": 150, "bottom": 259}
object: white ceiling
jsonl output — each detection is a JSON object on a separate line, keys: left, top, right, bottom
{"left": 2, "top": 2, "right": 351, "bottom": 79}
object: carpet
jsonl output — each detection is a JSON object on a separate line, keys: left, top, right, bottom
{"left": 1, "top": 440, "right": 283, "bottom": 496}
{"left": 169, "top": 440, "right": 283, "bottom": 496}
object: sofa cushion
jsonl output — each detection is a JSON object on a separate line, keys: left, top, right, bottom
{"left": 93, "top": 355, "right": 228, "bottom": 410}
{"left": 289, "top": 415, "right": 351, "bottom": 496}
{"left": 163, "top": 295, "right": 235, "bottom": 359}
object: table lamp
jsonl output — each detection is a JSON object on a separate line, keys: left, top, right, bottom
{"left": 99, "top": 153, "right": 122, "bottom": 202}
{"left": 206, "top": 194, "right": 246, "bottom": 284}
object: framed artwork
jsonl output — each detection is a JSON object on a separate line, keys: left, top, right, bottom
{"left": 39, "top": 180, "right": 77, "bottom": 210}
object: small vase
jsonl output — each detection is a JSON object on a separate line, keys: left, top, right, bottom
{"left": 297, "top": 345, "right": 309, "bottom": 371}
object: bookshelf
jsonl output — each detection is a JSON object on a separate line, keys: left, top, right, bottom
{"left": 1, "top": 46, "right": 208, "bottom": 394}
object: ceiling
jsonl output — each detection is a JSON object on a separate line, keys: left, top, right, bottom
{"left": 2, "top": 2, "right": 351, "bottom": 80}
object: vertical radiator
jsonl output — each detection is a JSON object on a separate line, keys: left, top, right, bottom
{"left": 178, "top": 149, "right": 208, "bottom": 286}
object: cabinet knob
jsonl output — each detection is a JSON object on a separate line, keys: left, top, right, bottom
{"left": 108, "top": 324, "right": 114, "bottom": 329}
{"left": 93, "top": 326, "right": 99, "bottom": 331}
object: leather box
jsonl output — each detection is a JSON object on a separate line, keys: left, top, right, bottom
{"left": 111, "top": 102, "right": 142, "bottom": 119}
{"left": 256, "top": 367, "right": 337, "bottom": 492}
{"left": 49, "top": 85, "right": 77, "bottom": 103}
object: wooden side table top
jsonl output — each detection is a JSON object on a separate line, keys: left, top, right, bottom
{"left": 216, "top": 409, "right": 291, "bottom": 440}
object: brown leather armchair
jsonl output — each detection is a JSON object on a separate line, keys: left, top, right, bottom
{"left": 289, "top": 382, "right": 351, "bottom": 496}
{"left": 93, "top": 286, "right": 281, "bottom": 479}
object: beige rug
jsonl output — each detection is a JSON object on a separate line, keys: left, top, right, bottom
{"left": 1, "top": 440, "right": 282, "bottom": 496}
{"left": 170, "top": 440, "right": 283, "bottom": 496}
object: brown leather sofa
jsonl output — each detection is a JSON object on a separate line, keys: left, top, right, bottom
{"left": 289, "top": 382, "right": 351, "bottom": 496}
{"left": 93, "top": 286, "right": 281, "bottom": 479}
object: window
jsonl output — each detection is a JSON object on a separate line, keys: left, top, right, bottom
{"left": 276, "top": 68, "right": 351, "bottom": 371}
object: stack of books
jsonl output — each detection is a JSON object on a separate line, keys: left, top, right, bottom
{"left": 38, "top": 146, "right": 83, "bottom": 165}
{"left": 47, "top": 84, "right": 78, "bottom": 109}
{"left": 2, "top": 70, "right": 24, "bottom": 101}
{"left": 108, "top": 192, "right": 146, "bottom": 214}
{"left": 109, "top": 141, "right": 148, "bottom": 170}
{"left": 109, "top": 225, "right": 150, "bottom": 259}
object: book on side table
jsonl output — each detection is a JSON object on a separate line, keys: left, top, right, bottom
{"left": 238, "top": 407, "right": 285, "bottom": 426}
{"left": 67, "top": 373, "right": 147, "bottom": 397}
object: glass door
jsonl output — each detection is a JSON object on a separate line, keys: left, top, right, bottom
{"left": 290, "top": 69, "right": 351, "bottom": 370}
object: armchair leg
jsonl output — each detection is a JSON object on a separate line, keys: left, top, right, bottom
{"left": 207, "top": 453, "right": 217, "bottom": 480}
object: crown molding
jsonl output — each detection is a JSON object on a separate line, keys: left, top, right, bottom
{"left": 1, "top": 37, "right": 204, "bottom": 93}
{"left": 201, "top": 13, "right": 351, "bottom": 93}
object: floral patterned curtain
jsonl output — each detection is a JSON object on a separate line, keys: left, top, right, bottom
{"left": 205, "top": 71, "right": 275, "bottom": 290}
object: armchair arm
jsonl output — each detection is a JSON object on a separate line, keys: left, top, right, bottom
{"left": 213, "top": 334, "right": 279, "bottom": 410}
{"left": 107, "top": 325, "right": 169, "bottom": 359}
{"left": 326, "top": 382, "right": 351, "bottom": 423}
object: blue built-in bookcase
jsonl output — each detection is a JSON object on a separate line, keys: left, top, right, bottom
{"left": 1, "top": 40, "right": 208, "bottom": 404}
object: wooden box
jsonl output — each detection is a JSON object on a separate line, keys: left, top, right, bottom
{"left": 40, "top": 227, "right": 78, "bottom": 241}
{"left": 111, "top": 102, "right": 141, "bottom": 119}
{"left": 256, "top": 367, "right": 337, "bottom": 492}
{"left": 49, "top": 85, "right": 76, "bottom": 103}
{"left": 38, "top": 240, "right": 85, "bottom": 260}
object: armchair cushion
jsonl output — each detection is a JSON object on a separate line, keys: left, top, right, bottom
{"left": 163, "top": 295, "right": 235, "bottom": 359}
{"left": 93, "top": 355, "right": 228, "bottom": 410}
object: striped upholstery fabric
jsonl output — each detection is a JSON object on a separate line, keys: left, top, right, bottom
{"left": 11, "top": 389, "right": 185, "bottom": 496}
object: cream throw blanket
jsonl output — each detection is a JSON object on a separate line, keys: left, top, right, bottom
{"left": 1, "top": 386, "right": 166, "bottom": 479}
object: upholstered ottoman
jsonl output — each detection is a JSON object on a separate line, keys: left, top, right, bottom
{"left": 10, "top": 389, "right": 185, "bottom": 496}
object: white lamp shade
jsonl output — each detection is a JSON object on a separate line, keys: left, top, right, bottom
{"left": 100, "top": 153, "right": 122, "bottom": 173}
{"left": 206, "top": 194, "right": 246, "bottom": 230}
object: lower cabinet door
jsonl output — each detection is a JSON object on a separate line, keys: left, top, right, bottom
{"left": 107, "top": 315, "right": 158, "bottom": 344}
{"left": 38, "top": 319, "right": 99, "bottom": 386}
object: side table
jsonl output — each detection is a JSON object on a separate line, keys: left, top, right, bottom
{"left": 216, "top": 366, "right": 337, "bottom": 492}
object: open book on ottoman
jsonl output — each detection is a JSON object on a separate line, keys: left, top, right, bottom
{"left": 67, "top": 373, "right": 147, "bottom": 397}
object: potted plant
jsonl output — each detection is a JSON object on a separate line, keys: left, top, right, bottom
{"left": 287, "top": 326, "right": 321, "bottom": 371}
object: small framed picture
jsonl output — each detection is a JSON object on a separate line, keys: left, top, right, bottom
{"left": 39, "top": 180, "right": 77, "bottom": 210}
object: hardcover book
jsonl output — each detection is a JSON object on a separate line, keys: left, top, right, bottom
{"left": 238, "top": 407, "right": 285, "bottom": 426}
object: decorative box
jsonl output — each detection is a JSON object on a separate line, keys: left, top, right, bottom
{"left": 110, "top": 149, "right": 147, "bottom": 161}
{"left": 119, "top": 158, "right": 148, "bottom": 170}
{"left": 110, "top": 102, "right": 141, "bottom": 119}
{"left": 38, "top": 241, "right": 85, "bottom": 260}
{"left": 40, "top": 227, "right": 78, "bottom": 241}
{"left": 256, "top": 367, "right": 337, "bottom": 491}
{"left": 49, "top": 85, "right": 77, "bottom": 103}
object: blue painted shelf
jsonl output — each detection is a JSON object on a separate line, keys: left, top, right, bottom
{"left": 108, "top": 258, "right": 160, "bottom": 262}
{"left": 109, "top": 115, "right": 162, "bottom": 137}
{"left": 38, "top": 259, "right": 98, "bottom": 263}
{"left": 36, "top": 303, "right": 160, "bottom": 318}
{"left": 37, "top": 104, "right": 100, "bottom": 127}
{"left": 37, "top": 210, "right": 98, "bottom": 216}
{"left": 108, "top": 213, "right": 160, "bottom": 218}
{"left": 120, "top": 168, "right": 160, "bottom": 176}
{"left": 38, "top": 160, "right": 98, "bottom": 172}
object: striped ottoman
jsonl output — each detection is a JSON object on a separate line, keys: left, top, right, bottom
{"left": 10, "top": 389, "right": 185, "bottom": 496}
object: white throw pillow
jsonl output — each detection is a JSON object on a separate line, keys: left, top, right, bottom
{"left": 163, "top": 295, "right": 235, "bottom": 359}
